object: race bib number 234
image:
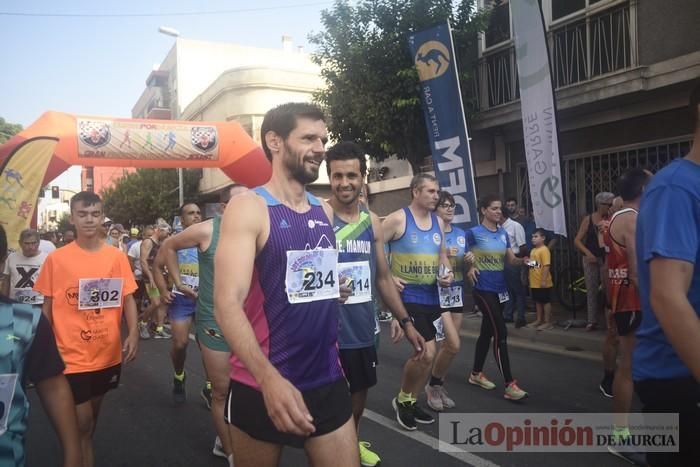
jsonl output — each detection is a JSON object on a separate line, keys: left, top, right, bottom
{"left": 285, "top": 249, "right": 339, "bottom": 304}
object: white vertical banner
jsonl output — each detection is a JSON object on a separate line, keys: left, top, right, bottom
{"left": 511, "top": 0, "right": 567, "bottom": 237}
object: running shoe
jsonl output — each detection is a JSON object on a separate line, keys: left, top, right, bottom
{"left": 504, "top": 380, "right": 528, "bottom": 401}
{"left": 599, "top": 377, "right": 614, "bottom": 398}
{"left": 138, "top": 321, "right": 151, "bottom": 339}
{"left": 468, "top": 372, "right": 496, "bottom": 390}
{"left": 413, "top": 403, "right": 435, "bottom": 424}
{"left": 392, "top": 397, "right": 416, "bottom": 431}
{"left": 200, "top": 384, "right": 213, "bottom": 410}
{"left": 425, "top": 384, "right": 444, "bottom": 411}
{"left": 173, "top": 373, "right": 186, "bottom": 405}
{"left": 438, "top": 385, "right": 456, "bottom": 409}
{"left": 153, "top": 327, "right": 172, "bottom": 339}
{"left": 212, "top": 436, "right": 226, "bottom": 458}
{"left": 537, "top": 323, "right": 554, "bottom": 331}
{"left": 359, "top": 441, "right": 381, "bottom": 467}
{"left": 607, "top": 445, "right": 646, "bottom": 465}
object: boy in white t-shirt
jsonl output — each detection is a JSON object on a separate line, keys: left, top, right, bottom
{"left": 0, "top": 229, "right": 47, "bottom": 306}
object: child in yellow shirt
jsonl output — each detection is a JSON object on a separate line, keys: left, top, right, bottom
{"left": 527, "top": 229, "right": 554, "bottom": 330}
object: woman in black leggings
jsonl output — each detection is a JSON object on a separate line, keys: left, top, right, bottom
{"left": 466, "top": 194, "right": 529, "bottom": 400}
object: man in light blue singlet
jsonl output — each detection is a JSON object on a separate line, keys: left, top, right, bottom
{"left": 382, "top": 173, "right": 454, "bottom": 431}
{"left": 153, "top": 203, "right": 201, "bottom": 405}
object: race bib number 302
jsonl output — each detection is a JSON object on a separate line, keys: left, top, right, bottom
{"left": 338, "top": 261, "right": 372, "bottom": 304}
{"left": 285, "top": 249, "right": 339, "bottom": 304}
{"left": 79, "top": 278, "right": 123, "bottom": 310}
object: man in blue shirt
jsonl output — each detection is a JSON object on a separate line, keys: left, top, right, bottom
{"left": 634, "top": 82, "right": 700, "bottom": 466}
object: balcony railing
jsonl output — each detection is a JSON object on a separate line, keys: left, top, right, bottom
{"left": 475, "top": 2, "right": 632, "bottom": 111}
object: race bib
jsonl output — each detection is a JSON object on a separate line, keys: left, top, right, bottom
{"left": 285, "top": 249, "right": 339, "bottom": 304}
{"left": 0, "top": 374, "right": 18, "bottom": 436}
{"left": 14, "top": 289, "right": 42, "bottom": 304}
{"left": 173, "top": 274, "right": 199, "bottom": 295}
{"left": 433, "top": 317, "right": 445, "bottom": 342}
{"left": 78, "top": 278, "right": 123, "bottom": 310}
{"left": 439, "top": 285, "right": 463, "bottom": 309}
{"left": 338, "top": 261, "right": 372, "bottom": 304}
{"left": 498, "top": 291, "right": 510, "bottom": 303}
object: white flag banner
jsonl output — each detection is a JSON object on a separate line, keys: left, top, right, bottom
{"left": 511, "top": 0, "right": 567, "bottom": 237}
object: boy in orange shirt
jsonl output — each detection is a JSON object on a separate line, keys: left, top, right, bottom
{"left": 527, "top": 229, "right": 554, "bottom": 330}
{"left": 34, "top": 191, "right": 138, "bottom": 467}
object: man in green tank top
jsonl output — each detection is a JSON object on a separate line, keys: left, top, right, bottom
{"left": 157, "top": 184, "right": 247, "bottom": 464}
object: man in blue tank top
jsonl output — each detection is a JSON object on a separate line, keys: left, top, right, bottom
{"left": 383, "top": 173, "right": 455, "bottom": 431}
{"left": 215, "top": 103, "right": 358, "bottom": 467}
{"left": 326, "top": 142, "right": 425, "bottom": 466}
{"left": 153, "top": 202, "right": 201, "bottom": 406}
{"left": 634, "top": 82, "right": 700, "bottom": 466}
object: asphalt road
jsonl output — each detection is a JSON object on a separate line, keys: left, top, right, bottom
{"left": 26, "top": 320, "right": 637, "bottom": 467}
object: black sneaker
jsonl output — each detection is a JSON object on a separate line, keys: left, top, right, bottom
{"left": 413, "top": 403, "right": 435, "bottom": 424}
{"left": 392, "top": 397, "right": 416, "bottom": 431}
{"left": 173, "top": 374, "right": 186, "bottom": 405}
{"left": 599, "top": 377, "right": 613, "bottom": 398}
{"left": 515, "top": 319, "right": 527, "bottom": 329}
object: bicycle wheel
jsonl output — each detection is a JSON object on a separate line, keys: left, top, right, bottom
{"left": 555, "top": 266, "right": 587, "bottom": 311}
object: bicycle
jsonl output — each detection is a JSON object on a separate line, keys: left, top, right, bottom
{"left": 555, "top": 266, "right": 587, "bottom": 311}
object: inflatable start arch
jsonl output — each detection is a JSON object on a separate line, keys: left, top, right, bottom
{"left": 0, "top": 111, "right": 272, "bottom": 250}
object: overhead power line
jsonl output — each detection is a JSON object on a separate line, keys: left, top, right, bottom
{"left": 0, "top": 2, "right": 332, "bottom": 18}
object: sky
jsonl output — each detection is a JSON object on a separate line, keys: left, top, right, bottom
{"left": 1, "top": 0, "right": 333, "bottom": 190}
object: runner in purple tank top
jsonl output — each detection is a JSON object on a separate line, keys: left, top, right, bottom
{"left": 215, "top": 103, "right": 359, "bottom": 467}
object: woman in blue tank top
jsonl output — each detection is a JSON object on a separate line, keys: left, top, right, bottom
{"left": 466, "top": 194, "right": 529, "bottom": 401}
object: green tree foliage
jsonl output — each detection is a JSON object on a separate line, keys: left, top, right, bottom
{"left": 0, "top": 117, "right": 23, "bottom": 144}
{"left": 101, "top": 169, "right": 200, "bottom": 226}
{"left": 310, "top": 0, "right": 489, "bottom": 169}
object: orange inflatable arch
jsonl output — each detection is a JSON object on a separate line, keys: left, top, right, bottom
{"left": 0, "top": 111, "right": 271, "bottom": 249}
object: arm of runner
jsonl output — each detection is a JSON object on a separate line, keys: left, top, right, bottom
{"left": 140, "top": 240, "right": 155, "bottom": 285}
{"left": 215, "top": 193, "right": 315, "bottom": 436}
{"left": 649, "top": 258, "right": 700, "bottom": 382}
{"left": 153, "top": 243, "right": 176, "bottom": 304}
{"left": 381, "top": 210, "right": 407, "bottom": 292}
{"left": 41, "top": 296, "right": 53, "bottom": 325}
{"left": 437, "top": 218, "right": 455, "bottom": 288}
{"left": 623, "top": 216, "right": 640, "bottom": 291}
{"left": 122, "top": 294, "right": 138, "bottom": 363}
{"left": 0, "top": 275, "right": 8, "bottom": 297}
{"left": 370, "top": 212, "right": 424, "bottom": 358}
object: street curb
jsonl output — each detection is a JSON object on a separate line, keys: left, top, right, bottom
{"left": 459, "top": 315, "right": 603, "bottom": 362}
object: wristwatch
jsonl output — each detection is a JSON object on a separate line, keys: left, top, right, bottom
{"left": 398, "top": 316, "right": 414, "bottom": 329}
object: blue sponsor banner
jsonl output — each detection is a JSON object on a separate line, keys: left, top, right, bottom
{"left": 408, "top": 21, "right": 478, "bottom": 231}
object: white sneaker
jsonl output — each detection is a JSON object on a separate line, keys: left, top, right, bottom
{"left": 425, "top": 384, "right": 444, "bottom": 411}
{"left": 212, "top": 436, "right": 226, "bottom": 458}
{"left": 438, "top": 385, "right": 456, "bottom": 409}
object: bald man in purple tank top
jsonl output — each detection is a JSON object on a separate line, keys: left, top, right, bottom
{"left": 215, "top": 103, "right": 359, "bottom": 467}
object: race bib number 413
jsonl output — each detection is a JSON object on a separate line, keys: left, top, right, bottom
{"left": 285, "top": 249, "right": 339, "bottom": 304}
{"left": 79, "top": 278, "right": 123, "bottom": 310}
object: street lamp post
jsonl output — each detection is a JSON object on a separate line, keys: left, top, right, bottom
{"left": 158, "top": 26, "right": 184, "bottom": 207}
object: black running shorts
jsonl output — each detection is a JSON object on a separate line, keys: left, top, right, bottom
{"left": 224, "top": 378, "right": 352, "bottom": 448}
{"left": 65, "top": 364, "right": 122, "bottom": 405}
{"left": 404, "top": 303, "right": 442, "bottom": 342}
{"left": 339, "top": 346, "right": 378, "bottom": 394}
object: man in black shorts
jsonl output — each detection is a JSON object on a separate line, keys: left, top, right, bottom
{"left": 326, "top": 141, "right": 424, "bottom": 465}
